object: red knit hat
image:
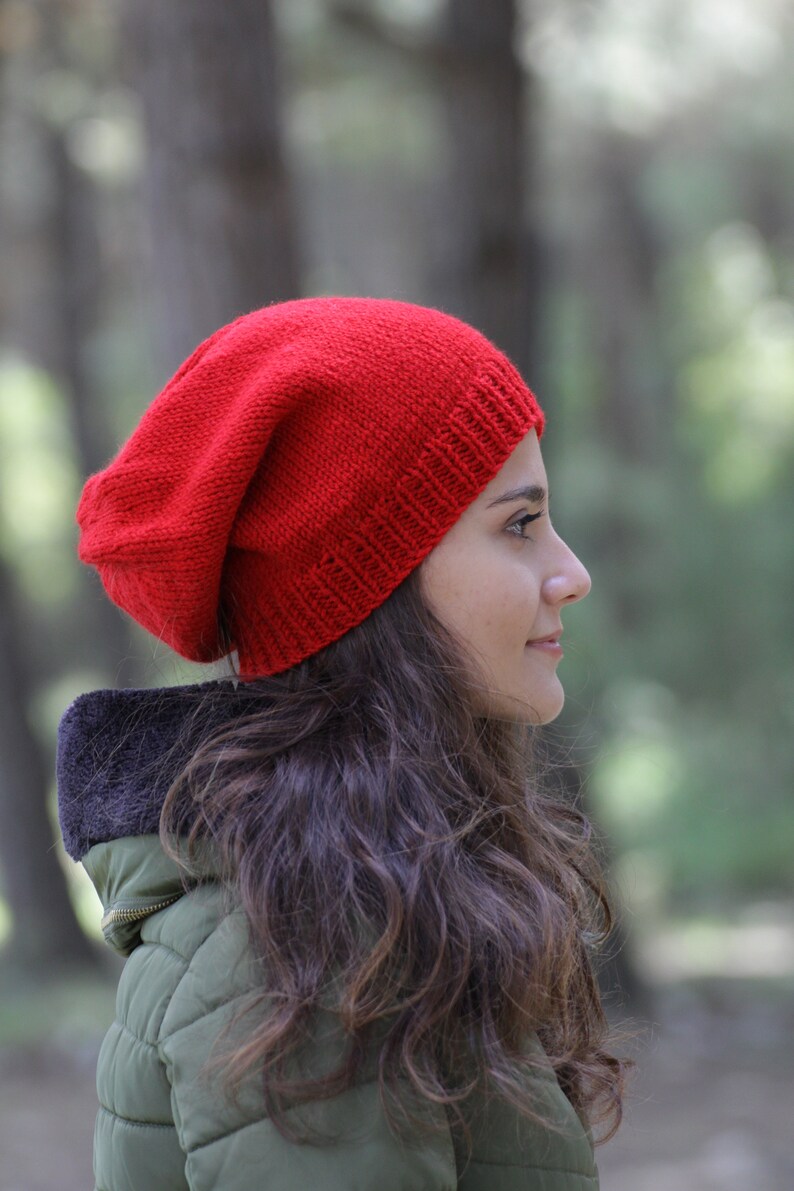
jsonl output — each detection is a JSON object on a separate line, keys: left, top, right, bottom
{"left": 77, "top": 297, "right": 545, "bottom": 678}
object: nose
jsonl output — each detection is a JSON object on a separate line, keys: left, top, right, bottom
{"left": 542, "top": 531, "right": 591, "bottom": 606}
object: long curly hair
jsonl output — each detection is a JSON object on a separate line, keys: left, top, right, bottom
{"left": 158, "top": 564, "right": 626, "bottom": 1154}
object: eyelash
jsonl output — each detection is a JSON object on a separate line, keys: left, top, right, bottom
{"left": 507, "top": 509, "right": 545, "bottom": 542}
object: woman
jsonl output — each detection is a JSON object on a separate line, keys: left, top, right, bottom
{"left": 57, "top": 297, "right": 625, "bottom": 1190}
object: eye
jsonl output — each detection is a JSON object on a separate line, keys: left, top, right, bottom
{"left": 507, "top": 510, "right": 544, "bottom": 542}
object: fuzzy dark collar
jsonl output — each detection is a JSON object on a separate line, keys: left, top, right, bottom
{"left": 56, "top": 678, "right": 262, "bottom": 861}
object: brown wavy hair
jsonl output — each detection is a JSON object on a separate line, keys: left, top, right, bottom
{"left": 159, "top": 564, "right": 626, "bottom": 1154}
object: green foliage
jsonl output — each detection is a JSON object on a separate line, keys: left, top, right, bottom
{"left": 593, "top": 687, "right": 794, "bottom": 906}
{"left": 0, "top": 355, "right": 81, "bottom": 606}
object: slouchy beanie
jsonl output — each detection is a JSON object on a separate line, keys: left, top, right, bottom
{"left": 76, "top": 296, "right": 545, "bottom": 678}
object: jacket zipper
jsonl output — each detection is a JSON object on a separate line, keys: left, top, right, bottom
{"left": 101, "top": 893, "right": 183, "bottom": 930}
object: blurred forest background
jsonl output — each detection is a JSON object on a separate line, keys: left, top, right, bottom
{"left": 0, "top": 0, "right": 792, "bottom": 1188}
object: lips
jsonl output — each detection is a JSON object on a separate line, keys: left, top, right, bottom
{"left": 527, "top": 631, "right": 563, "bottom": 645}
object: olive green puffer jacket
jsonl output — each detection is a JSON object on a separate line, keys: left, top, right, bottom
{"left": 58, "top": 682, "right": 600, "bottom": 1191}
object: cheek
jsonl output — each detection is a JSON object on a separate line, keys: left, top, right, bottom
{"left": 420, "top": 539, "right": 542, "bottom": 652}
{"left": 458, "top": 569, "right": 537, "bottom": 652}
{"left": 421, "top": 550, "right": 498, "bottom": 639}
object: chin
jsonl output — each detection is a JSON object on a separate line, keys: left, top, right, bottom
{"left": 519, "top": 700, "right": 563, "bottom": 726}
{"left": 533, "top": 701, "right": 564, "bottom": 725}
{"left": 515, "top": 671, "right": 566, "bottom": 724}
{"left": 482, "top": 687, "right": 565, "bottom": 725}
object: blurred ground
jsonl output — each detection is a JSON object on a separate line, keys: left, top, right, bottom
{"left": 598, "top": 984, "right": 794, "bottom": 1190}
{"left": 0, "top": 977, "right": 792, "bottom": 1190}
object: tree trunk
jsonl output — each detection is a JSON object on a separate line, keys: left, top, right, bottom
{"left": 580, "top": 129, "right": 670, "bottom": 636}
{"left": 0, "top": 556, "right": 99, "bottom": 975}
{"left": 0, "top": 1, "right": 142, "bottom": 977}
{"left": 119, "top": 0, "right": 302, "bottom": 373}
{"left": 554, "top": 129, "right": 672, "bottom": 1012}
{"left": 2, "top": 0, "right": 149, "bottom": 690}
{"left": 546, "top": 731, "right": 648, "bottom": 1012}
{"left": 434, "top": 0, "right": 542, "bottom": 374}
{"left": 44, "top": 117, "right": 149, "bottom": 689}
{"left": 324, "top": 0, "right": 543, "bottom": 376}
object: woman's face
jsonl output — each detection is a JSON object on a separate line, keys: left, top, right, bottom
{"left": 418, "top": 428, "right": 591, "bottom": 724}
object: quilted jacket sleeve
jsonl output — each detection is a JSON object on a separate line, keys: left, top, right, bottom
{"left": 95, "top": 884, "right": 457, "bottom": 1191}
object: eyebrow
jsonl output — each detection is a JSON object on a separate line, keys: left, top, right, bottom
{"left": 486, "top": 484, "right": 547, "bottom": 508}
